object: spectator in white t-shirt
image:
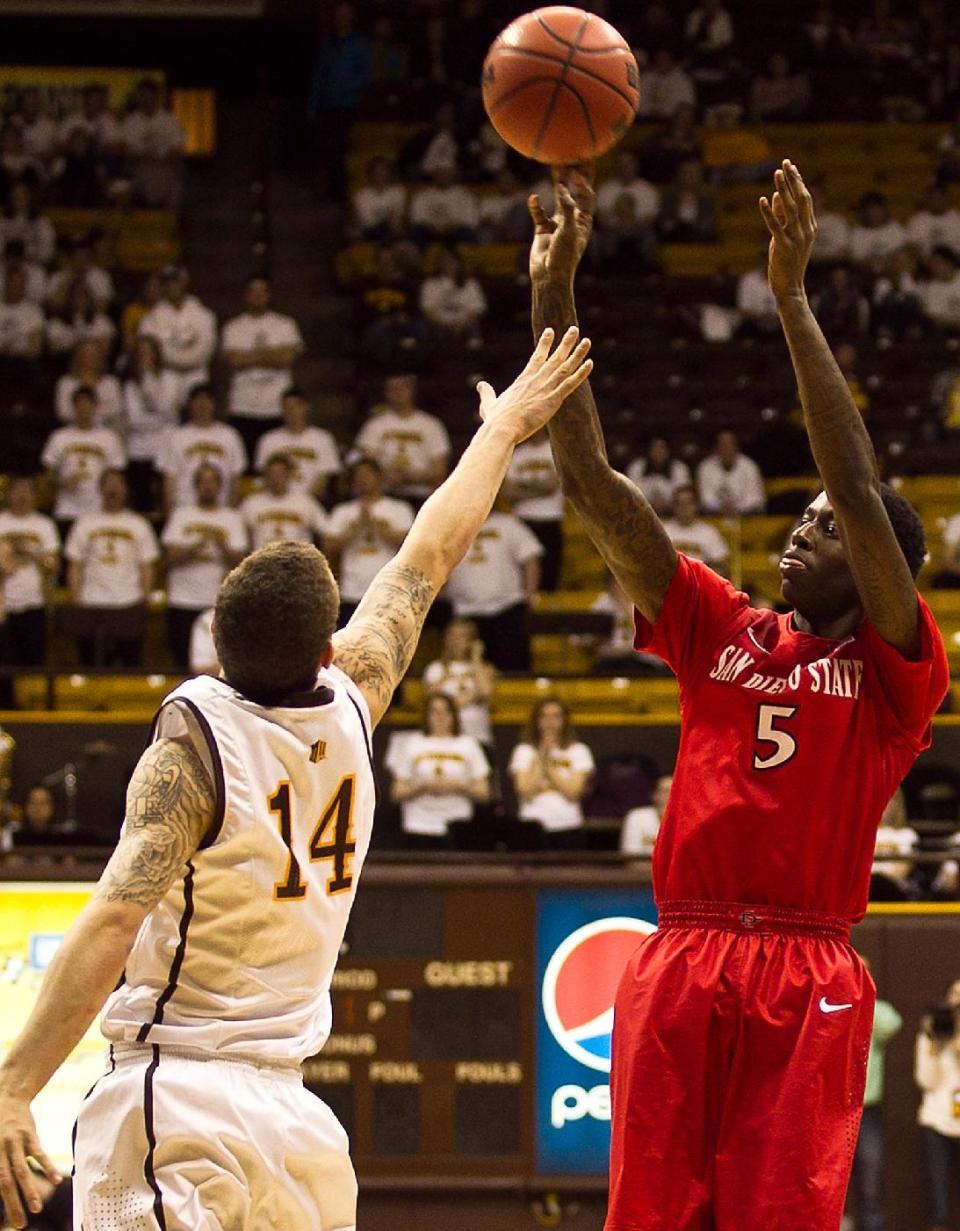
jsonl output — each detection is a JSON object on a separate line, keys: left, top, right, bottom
{"left": 0, "top": 123, "right": 42, "bottom": 184}
{"left": 419, "top": 246, "right": 487, "bottom": 346}
{"left": 1, "top": 238, "right": 46, "bottom": 305}
{"left": 353, "top": 374, "right": 450, "bottom": 503}
{"left": 661, "top": 485, "right": 729, "bottom": 574}
{"left": 409, "top": 165, "right": 480, "bottom": 244}
{"left": 14, "top": 87, "right": 58, "bottom": 165}
{"left": 45, "top": 235, "right": 113, "bottom": 312}
{"left": 352, "top": 156, "right": 406, "bottom": 241}
{"left": 60, "top": 85, "right": 122, "bottom": 156}
{"left": 871, "top": 788, "right": 918, "bottom": 898}
{"left": 189, "top": 606, "right": 218, "bottom": 676}
{"left": 808, "top": 183, "right": 850, "bottom": 264}
{"left": 914, "top": 978, "right": 960, "bottom": 1231}
{"left": 64, "top": 469, "right": 159, "bottom": 667}
{"left": 444, "top": 510, "right": 542, "bottom": 671}
{"left": 907, "top": 185, "right": 960, "bottom": 257}
{"left": 696, "top": 431, "right": 766, "bottom": 515}
{"left": 158, "top": 383, "right": 247, "bottom": 511}
{"left": 920, "top": 245, "right": 960, "bottom": 331}
{"left": 324, "top": 457, "right": 414, "bottom": 624}
{"left": 122, "top": 335, "right": 181, "bottom": 513}
{"left": 0, "top": 181, "right": 56, "bottom": 266}
{"left": 45, "top": 279, "right": 115, "bottom": 357}
{"left": 121, "top": 77, "right": 186, "bottom": 209}
{"left": 627, "top": 436, "right": 692, "bottom": 517}
{"left": 502, "top": 426, "right": 563, "bottom": 590}
{"left": 55, "top": 339, "right": 122, "bottom": 429}
{"left": 0, "top": 476, "right": 59, "bottom": 666}
{"left": 737, "top": 253, "right": 780, "bottom": 335}
{"left": 222, "top": 276, "right": 304, "bottom": 458}
{"left": 241, "top": 453, "right": 326, "bottom": 549}
{"left": 41, "top": 385, "right": 126, "bottom": 532}
{"left": 388, "top": 692, "right": 490, "bottom": 849}
{"left": 848, "top": 192, "right": 907, "bottom": 272}
{"left": 933, "top": 510, "right": 960, "bottom": 588}
{"left": 509, "top": 698, "right": 595, "bottom": 846}
{"left": 639, "top": 50, "right": 697, "bottom": 119}
{"left": 0, "top": 266, "right": 43, "bottom": 358}
{"left": 621, "top": 773, "right": 672, "bottom": 856}
{"left": 139, "top": 265, "right": 218, "bottom": 409}
{"left": 477, "top": 169, "right": 530, "bottom": 244}
{"left": 596, "top": 152, "right": 660, "bottom": 230}
{"left": 254, "top": 387, "right": 341, "bottom": 500}
{"left": 423, "top": 617, "right": 496, "bottom": 744}
{"left": 162, "top": 462, "right": 247, "bottom": 669}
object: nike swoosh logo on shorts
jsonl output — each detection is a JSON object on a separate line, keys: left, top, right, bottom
{"left": 819, "top": 997, "right": 853, "bottom": 1014}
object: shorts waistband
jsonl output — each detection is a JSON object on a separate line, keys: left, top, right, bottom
{"left": 111, "top": 1042, "right": 303, "bottom": 1082}
{"left": 657, "top": 900, "right": 852, "bottom": 943}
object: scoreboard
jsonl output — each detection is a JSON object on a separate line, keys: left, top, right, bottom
{"left": 308, "top": 884, "right": 534, "bottom": 1177}
{"left": 305, "top": 875, "right": 659, "bottom": 1183}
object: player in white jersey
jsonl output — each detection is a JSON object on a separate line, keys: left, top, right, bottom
{"left": 0, "top": 326, "right": 593, "bottom": 1231}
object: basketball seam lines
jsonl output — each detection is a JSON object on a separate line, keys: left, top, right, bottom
{"left": 537, "top": 13, "right": 621, "bottom": 53}
{"left": 532, "top": 10, "right": 591, "bottom": 160}
{"left": 494, "top": 44, "right": 637, "bottom": 110}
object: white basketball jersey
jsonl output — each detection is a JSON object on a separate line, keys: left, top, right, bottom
{"left": 100, "top": 668, "right": 376, "bottom": 1065}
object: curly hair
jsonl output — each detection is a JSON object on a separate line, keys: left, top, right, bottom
{"left": 879, "top": 483, "right": 926, "bottom": 579}
{"left": 213, "top": 542, "right": 339, "bottom": 705}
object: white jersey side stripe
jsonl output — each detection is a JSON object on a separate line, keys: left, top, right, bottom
{"left": 136, "top": 862, "right": 196, "bottom": 1044}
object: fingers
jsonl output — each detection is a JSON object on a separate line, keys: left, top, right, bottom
{"left": 541, "top": 324, "right": 580, "bottom": 372}
{"left": 546, "top": 333, "right": 592, "bottom": 380}
{"left": 555, "top": 182, "right": 576, "bottom": 222}
{"left": 758, "top": 196, "right": 780, "bottom": 238}
{"left": 0, "top": 1140, "right": 30, "bottom": 1229}
{"left": 527, "top": 193, "right": 555, "bottom": 233}
{"left": 569, "top": 166, "right": 597, "bottom": 215}
{"left": 525, "top": 327, "right": 556, "bottom": 373}
{"left": 784, "top": 159, "right": 815, "bottom": 229}
{"left": 24, "top": 1137, "right": 59, "bottom": 1188}
{"left": 771, "top": 189, "right": 789, "bottom": 228}
{"left": 554, "top": 357, "right": 594, "bottom": 401}
{"left": 475, "top": 380, "right": 497, "bottom": 420}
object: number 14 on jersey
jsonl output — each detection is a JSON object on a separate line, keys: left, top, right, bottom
{"left": 269, "top": 776, "right": 357, "bottom": 900}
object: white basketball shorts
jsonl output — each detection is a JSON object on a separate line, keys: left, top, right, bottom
{"left": 72, "top": 1045, "right": 357, "bottom": 1231}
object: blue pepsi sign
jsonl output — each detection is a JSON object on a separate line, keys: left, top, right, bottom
{"left": 536, "top": 889, "right": 657, "bottom": 1174}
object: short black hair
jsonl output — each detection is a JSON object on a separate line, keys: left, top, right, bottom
{"left": 72, "top": 384, "right": 97, "bottom": 403}
{"left": 879, "top": 483, "right": 926, "bottom": 579}
{"left": 214, "top": 542, "right": 339, "bottom": 705}
{"left": 282, "top": 385, "right": 307, "bottom": 402}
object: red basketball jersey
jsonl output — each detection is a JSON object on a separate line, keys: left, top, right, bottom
{"left": 635, "top": 554, "right": 949, "bottom": 921}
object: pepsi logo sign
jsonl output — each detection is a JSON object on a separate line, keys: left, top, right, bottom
{"left": 541, "top": 917, "right": 654, "bottom": 1074}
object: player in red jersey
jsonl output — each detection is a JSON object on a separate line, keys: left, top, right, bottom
{"left": 529, "top": 161, "right": 948, "bottom": 1230}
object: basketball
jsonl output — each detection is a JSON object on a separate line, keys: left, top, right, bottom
{"left": 481, "top": 6, "right": 640, "bottom": 165}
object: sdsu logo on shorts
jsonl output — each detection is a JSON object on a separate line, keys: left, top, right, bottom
{"left": 541, "top": 917, "right": 654, "bottom": 1073}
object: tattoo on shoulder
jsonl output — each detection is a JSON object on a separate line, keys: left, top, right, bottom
{"left": 334, "top": 562, "right": 436, "bottom": 715}
{"left": 98, "top": 738, "right": 215, "bottom": 906}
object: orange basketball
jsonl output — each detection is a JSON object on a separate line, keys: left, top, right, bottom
{"left": 482, "top": 6, "right": 640, "bottom": 165}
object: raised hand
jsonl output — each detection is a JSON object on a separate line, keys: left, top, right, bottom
{"left": 759, "top": 160, "right": 818, "bottom": 303}
{"left": 529, "top": 167, "right": 595, "bottom": 286}
{"left": 476, "top": 325, "right": 593, "bottom": 445}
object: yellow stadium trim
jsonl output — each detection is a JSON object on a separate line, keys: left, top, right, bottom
{"left": 865, "top": 903, "right": 960, "bottom": 915}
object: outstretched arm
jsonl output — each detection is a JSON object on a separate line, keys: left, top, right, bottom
{"left": 529, "top": 175, "right": 677, "bottom": 622}
{"left": 333, "top": 328, "right": 593, "bottom": 726}
{"left": 761, "top": 160, "right": 919, "bottom": 656}
{"left": 0, "top": 737, "right": 214, "bottom": 1229}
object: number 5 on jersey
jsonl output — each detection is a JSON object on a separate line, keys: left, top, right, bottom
{"left": 269, "top": 777, "right": 357, "bottom": 900}
{"left": 753, "top": 704, "right": 798, "bottom": 771}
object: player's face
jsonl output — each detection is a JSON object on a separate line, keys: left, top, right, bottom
{"left": 780, "top": 493, "right": 860, "bottom": 620}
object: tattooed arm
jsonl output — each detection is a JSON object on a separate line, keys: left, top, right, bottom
{"left": 529, "top": 176, "right": 677, "bottom": 621}
{"left": 0, "top": 738, "right": 212, "bottom": 1226}
{"left": 762, "top": 161, "right": 918, "bottom": 655}
{"left": 334, "top": 327, "right": 593, "bottom": 726}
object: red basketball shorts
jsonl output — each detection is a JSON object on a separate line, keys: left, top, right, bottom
{"left": 605, "top": 901, "right": 875, "bottom": 1231}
